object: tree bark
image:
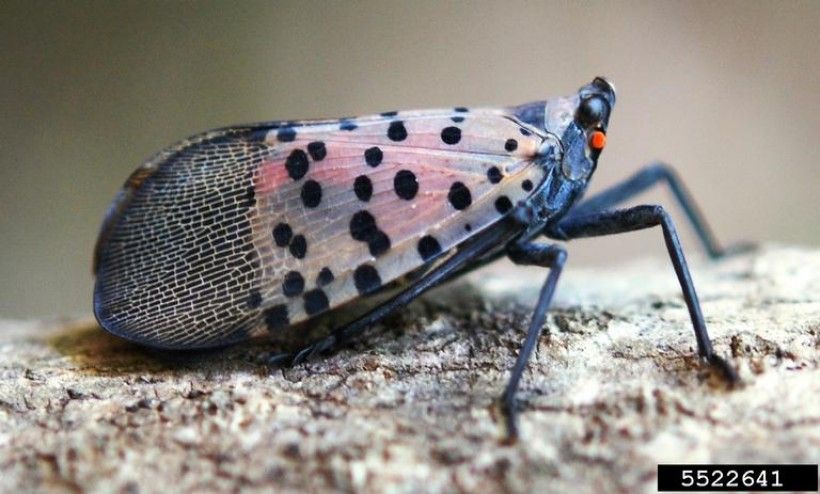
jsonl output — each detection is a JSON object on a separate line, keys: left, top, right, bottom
{"left": 1, "top": 245, "right": 818, "bottom": 493}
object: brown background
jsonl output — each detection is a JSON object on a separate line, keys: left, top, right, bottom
{"left": 1, "top": 0, "right": 818, "bottom": 318}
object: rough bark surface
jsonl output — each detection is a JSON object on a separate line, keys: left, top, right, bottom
{"left": 0, "top": 245, "right": 818, "bottom": 493}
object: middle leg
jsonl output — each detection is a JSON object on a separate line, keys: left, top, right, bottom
{"left": 499, "top": 242, "right": 567, "bottom": 440}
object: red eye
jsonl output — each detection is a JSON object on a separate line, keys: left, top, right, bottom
{"left": 589, "top": 130, "right": 606, "bottom": 151}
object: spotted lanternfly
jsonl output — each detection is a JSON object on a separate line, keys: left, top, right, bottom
{"left": 94, "top": 77, "right": 740, "bottom": 438}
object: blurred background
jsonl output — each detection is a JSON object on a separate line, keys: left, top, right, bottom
{"left": 1, "top": 0, "right": 818, "bottom": 319}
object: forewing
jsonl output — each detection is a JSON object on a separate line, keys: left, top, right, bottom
{"left": 94, "top": 108, "right": 548, "bottom": 348}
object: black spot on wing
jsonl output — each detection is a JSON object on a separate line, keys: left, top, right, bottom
{"left": 316, "top": 267, "right": 334, "bottom": 287}
{"left": 417, "top": 235, "right": 442, "bottom": 262}
{"left": 282, "top": 271, "right": 305, "bottom": 297}
{"left": 349, "top": 210, "right": 391, "bottom": 257}
{"left": 354, "top": 264, "right": 382, "bottom": 295}
{"left": 350, "top": 211, "right": 378, "bottom": 242}
{"left": 441, "top": 126, "right": 461, "bottom": 145}
{"left": 285, "top": 149, "right": 309, "bottom": 180}
{"left": 273, "top": 223, "right": 292, "bottom": 247}
{"left": 307, "top": 141, "right": 327, "bottom": 161}
{"left": 289, "top": 235, "right": 307, "bottom": 259}
{"left": 393, "top": 170, "right": 418, "bottom": 200}
{"left": 495, "top": 196, "right": 513, "bottom": 214}
{"left": 277, "top": 127, "right": 296, "bottom": 142}
{"left": 487, "top": 166, "right": 503, "bottom": 184}
{"left": 300, "top": 180, "right": 322, "bottom": 208}
{"left": 387, "top": 121, "right": 407, "bottom": 142}
{"left": 364, "top": 147, "right": 383, "bottom": 167}
{"left": 448, "top": 182, "right": 472, "bottom": 210}
{"left": 368, "top": 231, "right": 391, "bottom": 257}
{"left": 354, "top": 175, "right": 373, "bottom": 202}
{"left": 303, "top": 289, "right": 329, "bottom": 315}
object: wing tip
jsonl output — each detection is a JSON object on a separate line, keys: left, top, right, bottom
{"left": 93, "top": 276, "right": 250, "bottom": 351}
{"left": 93, "top": 276, "right": 169, "bottom": 350}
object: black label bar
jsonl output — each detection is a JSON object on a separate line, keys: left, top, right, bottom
{"left": 657, "top": 464, "right": 818, "bottom": 492}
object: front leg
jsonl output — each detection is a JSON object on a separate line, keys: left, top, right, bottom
{"left": 555, "top": 205, "right": 738, "bottom": 382}
{"left": 566, "top": 163, "right": 750, "bottom": 259}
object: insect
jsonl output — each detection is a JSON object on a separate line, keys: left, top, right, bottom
{"left": 94, "top": 77, "right": 740, "bottom": 439}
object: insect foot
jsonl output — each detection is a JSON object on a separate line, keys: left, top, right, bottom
{"left": 265, "top": 352, "right": 293, "bottom": 368}
{"left": 716, "top": 241, "right": 758, "bottom": 259}
{"left": 705, "top": 353, "right": 740, "bottom": 386}
{"left": 495, "top": 391, "right": 523, "bottom": 445}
